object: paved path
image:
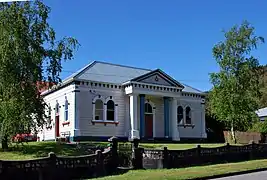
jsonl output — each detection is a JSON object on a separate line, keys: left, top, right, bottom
{"left": 210, "top": 171, "right": 267, "bottom": 180}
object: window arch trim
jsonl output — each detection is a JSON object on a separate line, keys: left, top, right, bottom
{"left": 177, "top": 104, "right": 195, "bottom": 128}
{"left": 92, "top": 96, "right": 105, "bottom": 121}
{"left": 92, "top": 96, "right": 119, "bottom": 125}
{"left": 185, "top": 106, "right": 192, "bottom": 125}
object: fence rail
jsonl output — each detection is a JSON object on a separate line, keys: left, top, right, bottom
{"left": 0, "top": 138, "right": 118, "bottom": 180}
{"left": 3, "top": 138, "right": 267, "bottom": 179}
{"left": 140, "top": 142, "right": 267, "bottom": 169}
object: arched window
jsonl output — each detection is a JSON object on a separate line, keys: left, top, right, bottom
{"left": 64, "top": 97, "right": 69, "bottom": 121}
{"left": 185, "top": 107, "right": 192, "bottom": 124}
{"left": 95, "top": 99, "right": 104, "bottom": 120}
{"left": 107, "top": 100, "right": 115, "bottom": 121}
{"left": 55, "top": 101, "right": 59, "bottom": 115}
{"left": 46, "top": 104, "right": 52, "bottom": 129}
{"left": 48, "top": 105, "right": 52, "bottom": 120}
{"left": 145, "top": 103, "right": 153, "bottom": 114}
{"left": 177, "top": 106, "right": 183, "bottom": 124}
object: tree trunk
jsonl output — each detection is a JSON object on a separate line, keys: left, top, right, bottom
{"left": 1, "top": 135, "right": 8, "bottom": 150}
{"left": 230, "top": 122, "right": 237, "bottom": 144}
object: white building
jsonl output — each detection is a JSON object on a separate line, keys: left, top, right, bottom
{"left": 38, "top": 61, "right": 207, "bottom": 142}
{"left": 256, "top": 107, "right": 267, "bottom": 121}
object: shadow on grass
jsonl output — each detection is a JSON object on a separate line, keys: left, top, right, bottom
{"left": 0, "top": 141, "right": 108, "bottom": 160}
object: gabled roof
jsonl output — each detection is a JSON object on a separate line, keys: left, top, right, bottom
{"left": 63, "top": 61, "right": 151, "bottom": 84}
{"left": 129, "top": 69, "right": 184, "bottom": 88}
{"left": 60, "top": 60, "right": 203, "bottom": 94}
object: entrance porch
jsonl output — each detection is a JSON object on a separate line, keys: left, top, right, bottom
{"left": 124, "top": 82, "right": 181, "bottom": 141}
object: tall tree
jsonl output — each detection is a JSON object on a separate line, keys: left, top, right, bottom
{"left": 0, "top": 1, "right": 79, "bottom": 149}
{"left": 209, "top": 21, "right": 264, "bottom": 143}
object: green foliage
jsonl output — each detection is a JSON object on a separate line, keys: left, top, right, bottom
{"left": 209, "top": 21, "right": 264, "bottom": 132}
{"left": 0, "top": 1, "right": 79, "bottom": 148}
{"left": 249, "top": 120, "right": 267, "bottom": 134}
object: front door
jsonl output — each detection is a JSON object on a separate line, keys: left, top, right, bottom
{"left": 145, "top": 114, "right": 153, "bottom": 138}
{"left": 55, "top": 116, "right": 60, "bottom": 137}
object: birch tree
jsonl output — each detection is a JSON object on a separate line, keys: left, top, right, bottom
{"left": 0, "top": 0, "right": 79, "bottom": 149}
{"left": 209, "top": 21, "right": 264, "bottom": 143}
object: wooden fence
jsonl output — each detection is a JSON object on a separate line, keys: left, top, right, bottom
{"left": 0, "top": 137, "right": 119, "bottom": 180}
{"left": 3, "top": 138, "right": 267, "bottom": 179}
{"left": 138, "top": 142, "right": 267, "bottom": 169}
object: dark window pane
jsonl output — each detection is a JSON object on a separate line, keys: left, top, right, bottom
{"left": 107, "top": 100, "right": 115, "bottom": 110}
{"left": 65, "top": 110, "right": 68, "bottom": 121}
{"left": 145, "top": 103, "right": 152, "bottom": 113}
{"left": 65, "top": 100, "right": 68, "bottom": 110}
{"left": 95, "top": 109, "right": 103, "bottom": 120}
{"left": 185, "top": 107, "right": 191, "bottom": 124}
{"left": 95, "top": 99, "right": 103, "bottom": 109}
{"left": 107, "top": 110, "right": 115, "bottom": 121}
{"left": 177, "top": 106, "right": 183, "bottom": 124}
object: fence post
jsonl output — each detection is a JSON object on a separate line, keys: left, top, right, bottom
{"left": 96, "top": 150, "right": 105, "bottom": 177}
{"left": 133, "top": 147, "right": 144, "bottom": 169}
{"left": 163, "top": 147, "right": 169, "bottom": 169}
{"left": 249, "top": 141, "right": 255, "bottom": 160}
{"left": 0, "top": 160, "right": 6, "bottom": 179}
{"left": 133, "top": 138, "right": 139, "bottom": 148}
{"left": 196, "top": 145, "right": 201, "bottom": 165}
{"left": 48, "top": 152, "right": 57, "bottom": 180}
{"left": 108, "top": 136, "right": 118, "bottom": 171}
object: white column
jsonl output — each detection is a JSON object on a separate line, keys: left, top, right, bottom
{"left": 73, "top": 89, "right": 80, "bottom": 138}
{"left": 129, "top": 94, "right": 140, "bottom": 140}
{"left": 171, "top": 98, "right": 180, "bottom": 141}
{"left": 201, "top": 101, "right": 207, "bottom": 138}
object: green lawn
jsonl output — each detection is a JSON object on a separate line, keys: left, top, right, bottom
{"left": 139, "top": 143, "right": 229, "bottom": 150}
{"left": 93, "top": 159, "right": 267, "bottom": 180}
{"left": 0, "top": 142, "right": 229, "bottom": 160}
{"left": 0, "top": 141, "right": 108, "bottom": 160}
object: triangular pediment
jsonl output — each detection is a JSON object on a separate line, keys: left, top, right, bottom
{"left": 131, "top": 69, "right": 184, "bottom": 88}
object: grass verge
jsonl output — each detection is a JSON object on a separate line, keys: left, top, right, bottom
{"left": 0, "top": 141, "right": 108, "bottom": 160}
{"left": 139, "top": 143, "right": 229, "bottom": 150}
{"left": 93, "top": 159, "right": 267, "bottom": 180}
{"left": 0, "top": 142, "right": 232, "bottom": 160}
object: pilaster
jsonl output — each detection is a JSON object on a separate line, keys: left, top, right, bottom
{"left": 129, "top": 94, "right": 140, "bottom": 140}
{"left": 73, "top": 89, "right": 80, "bottom": 140}
{"left": 201, "top": 98, "right": 207, "bottom": 138}
{"left": 171, "top": 98, "right": 180, "bottom": 141}
{"left": 139, "top": 94, "right": 145, "bottom": 138}
{"left": 163, "top": 97, "right": 170, "bottom": 138}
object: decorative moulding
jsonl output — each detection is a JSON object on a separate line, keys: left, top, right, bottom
{"left": 178, "top": 124, "right": 195, "bottom": 129}
{"left": 91, "top": 120, "right": 119, "bottom": 126}
{"left": 62, "top": 121, "right": 70, "bottom": 126}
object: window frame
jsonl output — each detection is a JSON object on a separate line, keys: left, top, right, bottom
{"left": 177, "top": 106, "right": 183, "bottom": 125}
{"left": 185, "top": 106, "right": 192, "bottom": 125}
{"left": 94, "top": 98, "right": 104, "bottom": 121}
{"left": 106, "top": 100, "right": 115, "bottom": 121}
{"left": 46, "top": 104, "right": 52, "bottom": 129}
{"left": 91, "top": 96, "right": 119, "bottom": 125}
{"left": 64, "top": 97, "right": 69, "bottom": 121}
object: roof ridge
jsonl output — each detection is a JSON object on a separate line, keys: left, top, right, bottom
{"left": 94, "top": 60, "right": 152, "bottom": 71}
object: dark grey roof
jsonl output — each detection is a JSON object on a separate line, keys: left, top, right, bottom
{"left": 63, "top": 61, "right": 203, "bottom": 94}
{"left": 256, "top": 107, "right": 267, "bottom": 117}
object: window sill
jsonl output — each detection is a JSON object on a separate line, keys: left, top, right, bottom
{"left": 91, "top": 120, "right": 119, "bottom": 126}
{"left": 62, "top": 121, "right": 70, "bottom": 126}
{"left": 178, "top": 124, "right": 195, "bottom": 129}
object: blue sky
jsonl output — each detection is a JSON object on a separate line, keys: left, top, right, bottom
{"left": 45, "top": 0, "right": 267, "bottom": 91}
